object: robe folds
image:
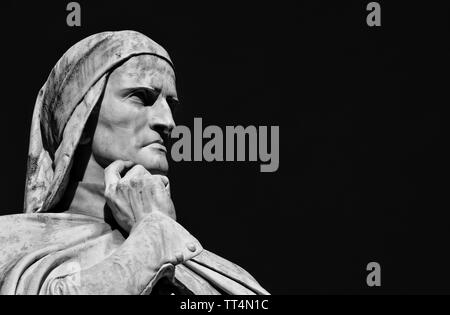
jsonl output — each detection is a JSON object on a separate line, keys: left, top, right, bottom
{"left": 0, "top": 212, "right": 268, "bottom": 295}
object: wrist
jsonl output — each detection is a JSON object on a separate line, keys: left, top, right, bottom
{"left": 129, "top": 212, "right": 203, "bottom": 263}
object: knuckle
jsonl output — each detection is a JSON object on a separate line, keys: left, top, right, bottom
{"left": 133, "top": 165, "right": 146, "bottom": 173}
{"left": 104, "top": 184, "right": 116, "bottom": 197}
{"left": 129, "top": 178, "right": 143, "bottom": 188}
{"left": 116, "top": 181, "right": 127, "bottom": 191}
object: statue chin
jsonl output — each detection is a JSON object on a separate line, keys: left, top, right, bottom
{"left": 133, "top": 154, "right": 169, "bottom": 176}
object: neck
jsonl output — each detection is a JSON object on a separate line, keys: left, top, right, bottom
{"left": 58, "top": 150, "right": 128, "bottom": 235}
{"left": 59, "top": 154, "right": 107, "bottom": 219}
{"left": 64, "top": 181, "right": 106, "bottom": 219}
{"left": 79, "top": 154, "right": 106, "bottom": 184}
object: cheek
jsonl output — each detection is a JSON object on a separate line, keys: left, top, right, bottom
{"left": 92, "top": 103, "right": 147, "bottom": 161}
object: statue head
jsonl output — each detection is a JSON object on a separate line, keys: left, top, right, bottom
{"left": 25, "top": 31, "right": 177, "bottom": 213}
{"left": 86, "top": 54, "right": 177, "bottom": 176}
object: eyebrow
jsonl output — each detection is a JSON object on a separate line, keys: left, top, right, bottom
{"left": 120, "top": 86, "right": 178, "bottom": 101}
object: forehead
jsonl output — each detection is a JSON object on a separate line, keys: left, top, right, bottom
{"left": 108, "top": 55, "right": 176, "bottom": 92}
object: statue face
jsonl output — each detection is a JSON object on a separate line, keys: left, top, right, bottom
{"left": 91, "top": 55, "right": 177, "bottom": 175}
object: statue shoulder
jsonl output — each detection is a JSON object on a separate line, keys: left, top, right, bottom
{"left": 0, "top": 213, "right": 110, "bottom": 268}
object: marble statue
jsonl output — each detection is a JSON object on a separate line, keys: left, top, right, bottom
{"left": 0, "top": 31, "right": 269, "bottom": 295}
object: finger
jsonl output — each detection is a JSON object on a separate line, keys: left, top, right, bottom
{"left": 122, "top": 164, "right": 150, "bottom": 181}
{"left": 149, "top": 175, "right": 171, "bottom": 200}
{"left": 105, "top": 160, "right": 135, "bottom": 187}
{"left": 146, "top": 175, "right": 169, "bottom": 191}
{"left": 160, "top": 176, "right": 171, "bottom": 197}
{"left": 154, "top": 175, "right": 169, "bottom": 187}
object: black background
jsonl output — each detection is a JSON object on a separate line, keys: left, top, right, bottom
{"left": 1, "top": 1, "right": 449, "bottom": 294}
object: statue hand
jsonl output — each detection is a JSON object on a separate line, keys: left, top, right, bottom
{"left": 104, "top": 160, "right": 176, "bottom": 233}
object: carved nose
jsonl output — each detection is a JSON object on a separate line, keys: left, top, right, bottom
{"left": 148, "top": 98, "right": 175, "bottom": 138}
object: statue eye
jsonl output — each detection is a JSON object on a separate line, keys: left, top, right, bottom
{"left": 129, "top": 89, "right": 159, "bottom": 106}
